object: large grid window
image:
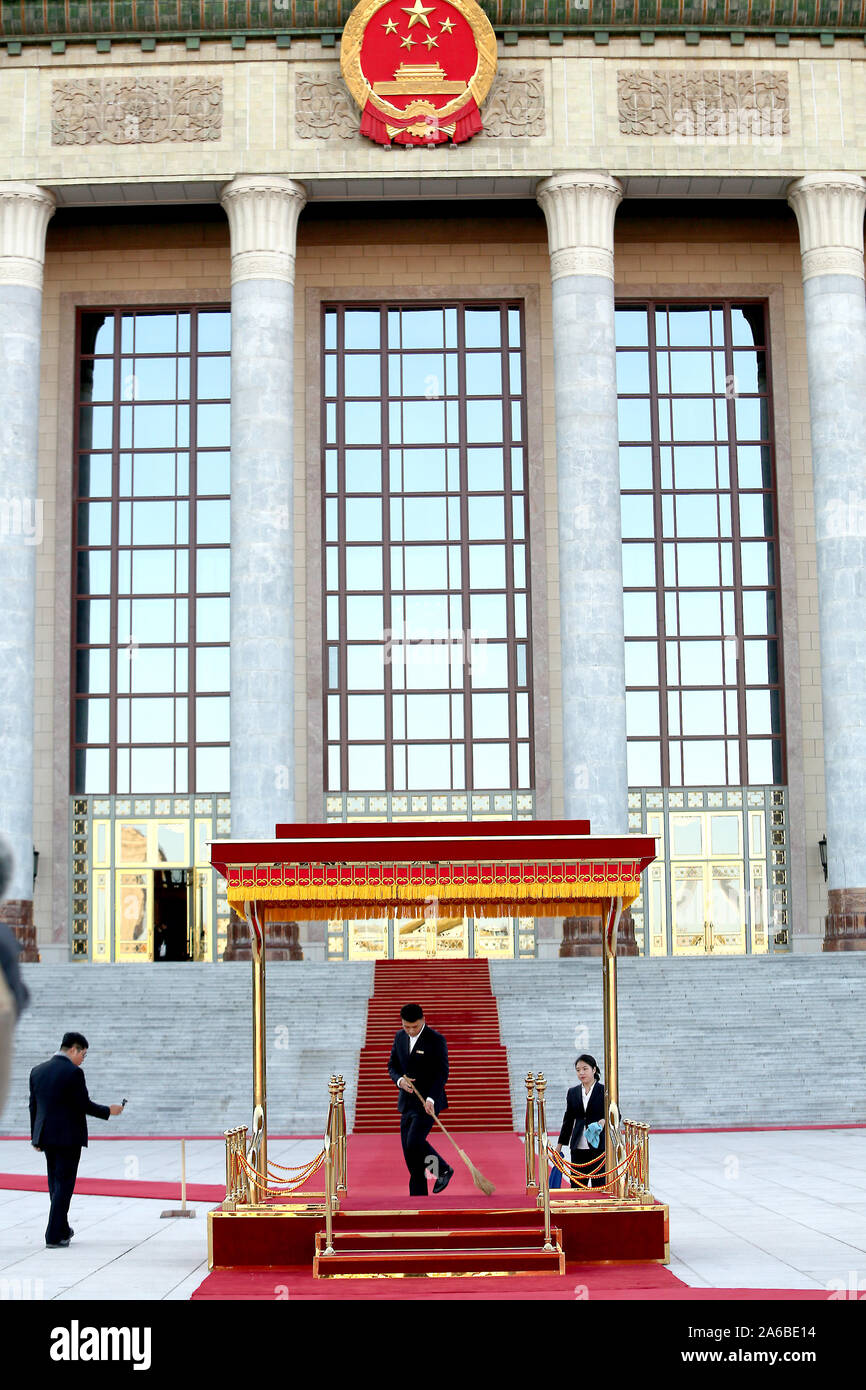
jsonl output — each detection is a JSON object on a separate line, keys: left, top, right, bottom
{"left": 72, "top": 307, "right": 231, "bottom": 795}
{"left": 322, "top": 302, "right": 533, "bottom": 793}
{"left": 618, "top": 301, "right": 785, "bottom": 787}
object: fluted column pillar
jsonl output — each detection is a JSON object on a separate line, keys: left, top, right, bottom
{"left": 788, "top": 173, "right": 866, "bottom": 950}
{"left": 0, "top": 183, "right": 55, "bottom": 962}
{"left": 220, "top": 175, "right": 306, "bottom": 961}
{"left": 537, "top": 172, "right": 634, "bottom": 958}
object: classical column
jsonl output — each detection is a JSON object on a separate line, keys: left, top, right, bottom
{"left": 0, "top": 183, "right": 55, "bottom": 963}
{"left": 536, "top": 173, "right": 635, "bottom": 957}
{"left": 220, "top": 175, "right": 306, "bottom": 961}
{"left": 788, "top": 173, "right": 866, "bottom": 950}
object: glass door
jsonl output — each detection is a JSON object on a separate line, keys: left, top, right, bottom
{"left": 394, "top": 914, "right": 468, "bottom": 958}
{"left": 116, "top": 871, "right": 151, "bottom": 960}
{"left": 670, "top": 811, "right": 747, "bottom": 955}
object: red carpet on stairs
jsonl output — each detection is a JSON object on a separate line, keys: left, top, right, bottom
{"left": 353, "top": 959, "right": 514, "bottom": 1133}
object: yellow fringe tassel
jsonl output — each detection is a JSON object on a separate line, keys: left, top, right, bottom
{"left": 226, "top": 880, "right": 640, "bottom": 917}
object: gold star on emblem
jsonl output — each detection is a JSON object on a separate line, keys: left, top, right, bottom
{"left": 401, "top": 0, "right": 435, "bottom": 28}
{"left": 439, "top": 16, "right": 455, "bottom": 32}
{"left": 383, "top": 17, "right": 398, "bottom": 32}
{"left": 423, "top": 33, "right": 439, "bottom": 47}
{"left": 399, "top": 33, "right": 416, "bottom": 47}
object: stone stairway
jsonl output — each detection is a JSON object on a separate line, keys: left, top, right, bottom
{"left": 1, "top": 962, "right": 373, "bottom": 1137}
{"left": 353, "top": 959, "right": 514, "bottom": 1132}
{"left": 490, "top": 956, "right": 866, "bottom": 1129}
{"left": 4, "top": 956, "right": 863, "bottom": 1138}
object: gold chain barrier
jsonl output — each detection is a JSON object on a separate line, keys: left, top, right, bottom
{"left": 524, "top": 1073, "right": 538, "bottom": 1191}
{"left": 534, "top": 1073, "right": 555, "bottom": 1252}
{"left": 527, "top": 1070, "right": 652, "bottom": 1203}
{"left": 622, "top": 1118, "right": 651, "bottom": 1196}
{"left": 222, "top": 1074, "right": 348, "bottom": 1212}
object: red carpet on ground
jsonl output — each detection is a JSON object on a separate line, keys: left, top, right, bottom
{"left": 191, "top": 1265, "right": 832, "bottom": 1302}
{"left": 0, "top": 1172, "right": 225, "bottom": 1203}
{"left": 353, "top": 959, "right": 513, "bottom": 1132}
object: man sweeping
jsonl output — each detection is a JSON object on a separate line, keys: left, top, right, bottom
{"left": 387, "top": 1003, "right": 454, "bottom": 1197}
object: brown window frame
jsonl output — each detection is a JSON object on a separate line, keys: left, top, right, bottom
{"left": 321, "top": 298, "right": 534, "bottom": 795}
{"left": 618, "top": 297, "right": 787, "bottom": 788}
{"left": 70, "top": 304, "right": 231, "bottom": 796}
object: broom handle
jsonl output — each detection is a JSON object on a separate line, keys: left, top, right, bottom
{"left": 404, "top": 1079, "right": 461, "bottom": 1149}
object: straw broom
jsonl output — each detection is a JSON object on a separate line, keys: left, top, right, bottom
{"left": 404, "top": 1079, "right": 496, "bottom": 1196}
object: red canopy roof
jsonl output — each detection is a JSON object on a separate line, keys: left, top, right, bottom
{"left": 210, "top": 819, "right": 657, "bottom": 919}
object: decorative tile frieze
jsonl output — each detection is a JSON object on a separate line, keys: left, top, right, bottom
{"left": 51, "top": 77, "right": 223, "bottom": 145}
{"left": 617, "top": 69, "right": 790, "bottom": 140}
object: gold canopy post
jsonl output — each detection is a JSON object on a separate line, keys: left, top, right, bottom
{"left": 244, "top": 902, "right": 268, "bottom": 1197}
{"left": 602, "top": 894, "right": 627, "bottom": 1198}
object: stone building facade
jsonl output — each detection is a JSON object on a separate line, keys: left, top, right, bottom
{"left": 1, "top": 2, "right": 864, "bottom": 963}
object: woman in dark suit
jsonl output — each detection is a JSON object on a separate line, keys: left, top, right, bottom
{"left": 557, "top": 1053, "right": 605, "bottom": 1189}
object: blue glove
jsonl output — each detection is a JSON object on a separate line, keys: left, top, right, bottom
{"left": 584, "top": 1121, "right": 603, "bottom": 1147}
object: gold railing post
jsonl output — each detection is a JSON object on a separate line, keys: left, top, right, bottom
{"left": 642, "top": 1123, "right": 650, "bottom": 1195}
{"left": 223, "top": 1128, "right": 236, "bottom": 1210}
{"left": 602, "top": 894, "right": 627, "bottom": 1198}
{"left": 524, "top": 1072, "right": 538, "bottom": 1191}
{"left": 244, "top": 903, "right": 268, "bottom": 1200}
{"left": 535, "top": 1072, "right": 554, "bottom": 1252}
{"left": 323, "top": 1080, "right": 336, "bottom": 1255}
{"left": 224, "top": 1125, "right": 247, "bottom": 1208}
{"left": 336, "top": 1074, "right": 348, "bottom": 1193}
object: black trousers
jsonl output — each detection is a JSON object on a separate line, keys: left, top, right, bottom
{"left": 43, "top": 1144, "right": 81, "bottom": 1244}
{"left": 400, "top": 1109, "right": 447, "bottom": 1196}
{"left": 569, "top": 1143, "right": 605, "bottom": 1190}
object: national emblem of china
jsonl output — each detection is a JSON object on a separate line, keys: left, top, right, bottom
{"left": 340, "top": 0, "right": 497, "bottom": 146}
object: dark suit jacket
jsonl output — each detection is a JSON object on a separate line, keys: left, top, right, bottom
{"left": 557, "top": 1081, "right": 605, "bottom": 1150}
{"left": 387, "top": 1025, "right": 449, "bottom": 1115}
{"left": 29, "top": 1054, "right": 110, "bottom": 1149}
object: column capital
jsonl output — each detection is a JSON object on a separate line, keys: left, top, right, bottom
{"left": 536, "top": 172, "right": 623, "bottom": 281}
{"left": 0, "top": 183, "right": 56, "bottom": 291}
{"left": 219, "top": 175, "right": 307, "bottom": 286}
{"left": 787, "top": 173, "right": 866, "bottom": 282}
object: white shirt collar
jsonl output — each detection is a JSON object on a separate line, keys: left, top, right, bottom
{"left": 408, "top": 1024, "right": 425, "bottom": 1053}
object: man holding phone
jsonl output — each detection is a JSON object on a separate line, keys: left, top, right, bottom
{"left": 29, "top": 1032, "right": 124, "bottom": 1248}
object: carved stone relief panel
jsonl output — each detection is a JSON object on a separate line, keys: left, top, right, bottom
{"left": 617, "top": 69, "right": 790, "bottom": 140}
{"left": 481, "top": 67, "right": 546, "bottom": 139}
{"left": 296, "top": 72, "right": 360, "bottom": 141}
{"left": 52, "top": 77, "right": 223, "bottom": 145}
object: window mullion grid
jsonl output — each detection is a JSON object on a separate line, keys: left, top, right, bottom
{"left": 321, "top": 307, "right": 332, "bottom": 794}
{"left": 381, "top": 305, "right": 394, "bottom": 794}
{"left": 71, "top": 311, "right": 87, "bottom": 794}
{"left": 724, "top": 301, "right": 749, "bottom": 788}
{"left": 647, "top": 302, "right": 670, "bottom": 787}
{"left": 109, "top": 310, "right": 122, "bottom": 795}
{"left": 500, "top": 302, "right": 519, "bottom": 794}
{"left": 760, "top": 300, "right": 786, "bottom": 781}
{"left": 187, "top": 310, "right": 198, "bottom": 797}
{"left": 457, "top": 306, "right": 473, "bottom": 797}
{"left": 337, "top": 308, "right": 349, "bottom": 796}
{"left": 517, "top": 300, "right": 535, "bottom": 790}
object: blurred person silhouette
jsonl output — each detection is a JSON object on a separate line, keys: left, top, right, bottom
{"left": 0, "top": 835, "right": 31, "bottom": 1117}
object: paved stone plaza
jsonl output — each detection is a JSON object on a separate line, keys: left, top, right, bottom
{"left": 1, "top": 1129, "right": 864, "bottom": 1300}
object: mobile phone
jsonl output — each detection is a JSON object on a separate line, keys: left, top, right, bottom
{"left": 121, "top": 1098, "right": 128, "bottom": 1108}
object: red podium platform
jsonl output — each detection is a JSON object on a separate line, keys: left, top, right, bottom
{"left": 207, "top": 1132, "right": 669, "bottom": 1276}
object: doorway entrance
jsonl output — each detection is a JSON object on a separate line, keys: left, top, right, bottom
{"left": 153, "top": 869, "right": 191, "bottom": 961}
{"left": 115, "top": 868, "right": 193, "bottom": 960}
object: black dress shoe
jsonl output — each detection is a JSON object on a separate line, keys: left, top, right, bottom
{"left": 46, "top": 1239, "right": 70, "bottom": 1248}
{"left": 432, "top": 1164, "right": 454, "bottom": 1194}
